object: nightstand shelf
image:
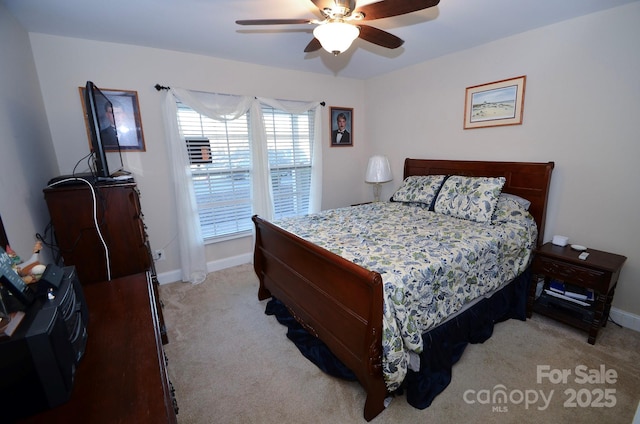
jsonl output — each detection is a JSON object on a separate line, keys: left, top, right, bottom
{"left": 527, "top": 242, "right": 626, "bottom": 344}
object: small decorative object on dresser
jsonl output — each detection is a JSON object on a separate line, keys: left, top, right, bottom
{"left": 527, "top": 242, "right": 627, "bottom": 344}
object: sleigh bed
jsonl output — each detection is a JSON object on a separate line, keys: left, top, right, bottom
{"left": 252, "top": 158, "right": 554, "bottom": 421}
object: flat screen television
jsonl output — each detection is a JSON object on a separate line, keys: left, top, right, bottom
{"left": 84, "top": 81, "right": 124, "bottom": 178}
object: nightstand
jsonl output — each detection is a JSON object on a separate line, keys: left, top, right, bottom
{"left": 527, "top": 242, "right": 626, "bottom": 344}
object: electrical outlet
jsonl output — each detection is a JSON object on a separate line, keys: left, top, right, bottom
{"left": 153, "top": 249, "right": 165, "bottom": 261}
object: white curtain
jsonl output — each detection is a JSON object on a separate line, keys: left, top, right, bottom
{"left": 161, "top": 92, "right": 207, "bottom": 284}
{"left": 161, "top": 88, "right": 323, "bottom": 283}
{"left": 257, "top": 97, "right": 323, "bottom": 214}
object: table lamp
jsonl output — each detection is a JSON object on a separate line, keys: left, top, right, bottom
{"left": 365, "top": 155, "right": 393, "bottom": 202}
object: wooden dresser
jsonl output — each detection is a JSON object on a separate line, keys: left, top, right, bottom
{"left": 20, "top": 272, "right": 177, "bottom": 423}
{"left": 43, "top": 180, "right": 168, "bottom": 343}
{"left": 43, "top": 181, "right": 152, "bottom": 284}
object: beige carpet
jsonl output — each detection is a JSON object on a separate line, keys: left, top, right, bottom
{"left": 160, "top": 264, "right": 640, "bottom": 423}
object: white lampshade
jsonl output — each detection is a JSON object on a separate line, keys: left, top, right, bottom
{"left": 365, "top": 155, "right": 393, "bottom": 202}
{"left": 365, "top": 155, "right": 393, "bottom": 183}
{"left": 313, "top": 21, "right": 360, "bottom": 55}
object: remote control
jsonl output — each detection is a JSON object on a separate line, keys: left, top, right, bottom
{"left": 578, "top": 252, "right": 589, "bottom": 260}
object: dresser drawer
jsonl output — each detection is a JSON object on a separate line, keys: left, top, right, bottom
{"left": 533, "top": 256, "right": 609, "bottom": 292}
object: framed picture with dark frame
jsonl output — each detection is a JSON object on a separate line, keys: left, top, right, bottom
{"left": 330, "top": 106, "right": 353, "bottom": 147}
{"left": 463, "top": 75, "right": 526, "bottom": 129}
{"left": 79, "top": 87, "right": 147, "bottom": 151}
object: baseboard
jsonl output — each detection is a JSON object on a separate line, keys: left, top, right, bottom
{"left": 609, "top": 307, "right": 640, "bottom": 333}
{"left": 205, "top": 252, "right": 253, "bottom": 274}
{"left": 156, "top": 252, "right": 253, "bottom": 285}
{"left": 156, "top": 269, "right": 182, "bottom": 285}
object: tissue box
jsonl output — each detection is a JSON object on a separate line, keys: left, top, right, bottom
{"left": 552, "top": 235, "right": 568, "bottom": 246}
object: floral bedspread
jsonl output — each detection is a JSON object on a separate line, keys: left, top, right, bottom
{"left": 272, "top": 201, "right": 537, "bottom": 391}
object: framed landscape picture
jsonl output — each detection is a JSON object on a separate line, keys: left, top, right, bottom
{"left": 464, "top": 75, "right": 526, "bottom": 129}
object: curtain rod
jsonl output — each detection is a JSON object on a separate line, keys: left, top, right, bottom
{"left": 154, "top": 83, "right": 324, "bottom": 106}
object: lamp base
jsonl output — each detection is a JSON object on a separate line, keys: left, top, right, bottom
{"left": 372, "top": 183, "right": 382, "bottom": 202}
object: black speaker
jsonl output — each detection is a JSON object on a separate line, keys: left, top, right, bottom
{"left": 39, "top": 263, "right": 65, "bottom": 290}
{"left": 40, "top": 267, "right": 89, "bottom": 362}
{"left": 0, "top": 266, "right": 88, "bottom": 421}
{"left": 0, "top": 307, "right": 76, "bottom": 421}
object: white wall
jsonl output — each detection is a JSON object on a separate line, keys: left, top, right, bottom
{"left": 0, "top": 3, "right": 59, "bottom": 260}
{"left": 365, "top": 3, "right": 640, "bottom": 316}
{"left": 27, "top": 34, "right": 369, "bottom": 278}
{"left": 15, "top": 3, "right": 640, "bottom": 322}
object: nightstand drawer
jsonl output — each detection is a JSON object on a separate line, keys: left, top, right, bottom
{"left": 533, "top": 256, "right": 607, "bottom": 291}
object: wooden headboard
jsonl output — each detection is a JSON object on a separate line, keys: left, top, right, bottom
{"left": 404, "top": 158, "right": 554, "bottom": 247}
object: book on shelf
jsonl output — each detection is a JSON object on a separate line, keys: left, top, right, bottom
{"left": 547, "top": 279, "right": 594, "bottom": 303}
{"left": 543, "top": 289, "right": 590, "bottom": 306}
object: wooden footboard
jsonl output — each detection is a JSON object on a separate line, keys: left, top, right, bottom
{"left": 252, "top": 215, "right": 387, "bottom": 421}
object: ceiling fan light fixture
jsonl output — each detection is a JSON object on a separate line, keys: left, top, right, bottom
{"left": 313, "top": 21, "right": 360, "bottom": 55}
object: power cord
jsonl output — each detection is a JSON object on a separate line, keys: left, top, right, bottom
{"left": 46, "top": 177, "right": 112, "bottom": 281}
{"left": 607, "top": 316, "right": 623, "bottom": 328}
{"left": 64, "top": 151, "right": 97, "bottom": 178}
{"left": 35, "top": 221, "right": 62, "bottom": 265}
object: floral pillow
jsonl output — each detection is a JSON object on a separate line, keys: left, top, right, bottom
{"left": 499, "top": 193, "right": 531, "bottom": 211}
{"left": 492, "top": 194, "right": 532, "bottom": 224}
{"left": 434, "top": 175, "right": 506, "bottom": 223}
{"left": 391, "top": 175, "right": 447, "bottom": 208}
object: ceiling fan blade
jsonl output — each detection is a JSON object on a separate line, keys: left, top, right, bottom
{"left": 236, "top": 19, "right": 313, "bottom": 25}
{"left": 357, "top": 0, "right": 440, "bottom": 21}
{"left": 304, "top": 38, "right": 322, "bottom": 53}
{"left": 358, "top": 24, "right": 404, "bottom": 49}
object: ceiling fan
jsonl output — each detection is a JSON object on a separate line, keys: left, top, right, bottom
{"left": 236, "top": 0, "right": 441, "bottom": 56}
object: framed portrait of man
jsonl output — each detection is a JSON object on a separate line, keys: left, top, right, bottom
{"left": 79, "top": 87, "right": 147, "bottom": 152}
{"left": 330, "top": 106, "right": 353, "bottom": 147}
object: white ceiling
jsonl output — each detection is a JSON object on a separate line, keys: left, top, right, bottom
{"left": 4, "top": 0, "right": 639, "bottom": 79}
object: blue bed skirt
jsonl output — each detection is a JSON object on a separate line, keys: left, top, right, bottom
{"left": 265, "top": 267, "right": 530, "bottom": 409}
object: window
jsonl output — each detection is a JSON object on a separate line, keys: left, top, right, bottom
{"left": 262, "top": 106, "right": 314, "bottom": 219}
{"left": 176, "top": 103, "right": 314, "bottom": 240}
